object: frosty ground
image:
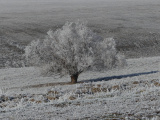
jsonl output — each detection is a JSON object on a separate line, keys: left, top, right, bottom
{"left": 0, "top": 56, "right": 159, "bottom": 119}
{"left": 1, "top": 0, "right": 160, "bottom": 68}
{"left": 0, "top": 0, "right": 160, "bottom": 119}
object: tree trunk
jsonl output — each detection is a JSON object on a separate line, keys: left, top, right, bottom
{"left": 71, "top": 74, "right": 78, "bottom": 84}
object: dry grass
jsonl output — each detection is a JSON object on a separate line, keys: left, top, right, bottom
{"left": 29, "top": 99, "right": 35, "bottom": 102}
{"left": 69, "top": 96, "right": 76, "bottom": 100}
{"left": 47, "top": 90, "right": 59, "bottom": 95}
{"left": 154, "top": 82, "right": 160, "bottom": 87}
{"left": 132, "top": 81, "right": 139, "bottom": 84}
{"left": 112, "top": 85, "right": 120, "bottom": 90}
{"left": 47, "top": 96, "right": 57, "bottom": 100}
{"left": 23, "top": 82, "right": 73, "bottom": 89}
{"left": 35, "top": 101, "right": 42, "bottom": 104}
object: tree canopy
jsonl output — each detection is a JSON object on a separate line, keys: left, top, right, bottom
{"left": 25, "top": 21, "right": 126, "bottom": 83}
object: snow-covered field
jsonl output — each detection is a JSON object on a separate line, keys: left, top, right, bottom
{"left": 0, "top": 56, "right": 159, "bottom": 119}
{"left": 0, "top": 0, "right": 160, "bottom": 119}
{"left": 0, "top": 0, "right": 160, "bottom": 68}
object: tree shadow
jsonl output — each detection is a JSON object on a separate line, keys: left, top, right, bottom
{"left": 20, "top": 71, "right": 159, "bottom": 89}
{"left": 79, "top": 71, "right": 159, "bottom": 83}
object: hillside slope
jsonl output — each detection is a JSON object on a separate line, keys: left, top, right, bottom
{"left": 0, "top": 56, "right": 159, "bottom": 119}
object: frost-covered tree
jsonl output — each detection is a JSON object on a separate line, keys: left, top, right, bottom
{"left": 25, "top": 21, "right": 126, "bottom": 83}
